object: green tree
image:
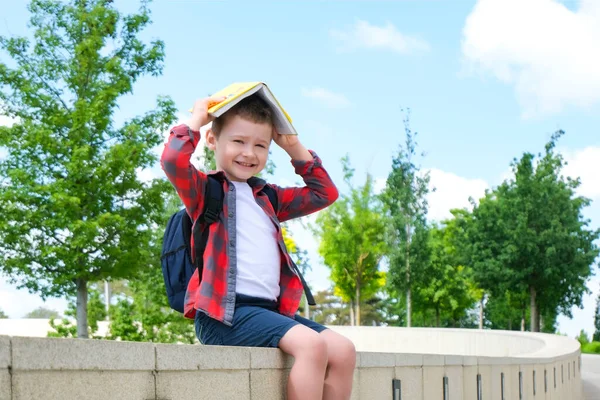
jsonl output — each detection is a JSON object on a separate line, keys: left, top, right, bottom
{"left": 25, "top": 306, "right": 61, "bottom": 319}
{"left": 381, "top": 110, "right": 431, "bottom": 327}
{"left": 0, "top": 0, "right": 177, "bottom": 338}
{"left": 417, "top": 221, "right": 478, "bottom": 327}
{"left": 48, "top": 287, "right": 107, "bottom": 338}
{"left": 313, "top": 156, "right": 387, "bottom": 325}
{"left": 468, "top": 131, "right": 599, "bottom": 332}
{"left": 0, "top": 309, "right": 8, "bottom": 319}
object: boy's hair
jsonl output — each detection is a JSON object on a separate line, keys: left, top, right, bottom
{"left": 211, "top": 96, "right": 274, "bottom": 137}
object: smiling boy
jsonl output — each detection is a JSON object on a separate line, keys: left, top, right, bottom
{"left": 160, "top": 95, "right": 356, "bottom": 400}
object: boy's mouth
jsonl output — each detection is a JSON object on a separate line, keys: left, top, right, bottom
{"left": 235, "top": 161, "right": 256, "bottom": 168}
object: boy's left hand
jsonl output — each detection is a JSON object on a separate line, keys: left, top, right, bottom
{"left": 273, "top": 130, "right": 300, "bottom": 151}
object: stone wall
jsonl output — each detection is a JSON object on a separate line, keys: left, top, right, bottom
{"left": 0, "top": 327, "right": 582, "bottom": 399}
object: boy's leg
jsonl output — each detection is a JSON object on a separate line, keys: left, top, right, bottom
{"left": 319, "top": 329, "right": 356, "bottom": 400}
{"left": 278, "top": 325, "right": 329, "bottom": 400}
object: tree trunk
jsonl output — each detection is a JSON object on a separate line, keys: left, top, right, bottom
{"left": 479, "top": 297, "right": 484, "bottom": 329}
{"left": 406, "top": 223, "right": 412, "bottom": 328}
{"left": 76, "top": 278, "right": 88, "bottom": 338}
{"left": 349, "top": 300, "right": 355, "bottom": 326}
{"left": 104, "top": 280, "right": 111, "bottom": 320}
{"left": 435, "top": 307, "right": 440, "bottom": 327}
{"left": 355, "top": 284, "right": 361, "bottom": 326}
{"left": 521, "top": 316, "right": 525, "bottom": 331}
{"left": 508, "top": 318, "right": 512, "bottom": 330}
{"left": 530, "top": 286, "right": 539, "bottom": 332}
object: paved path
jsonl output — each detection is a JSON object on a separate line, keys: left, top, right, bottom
{"left": 582, "top": 354, "right": 600, "bottom": 400}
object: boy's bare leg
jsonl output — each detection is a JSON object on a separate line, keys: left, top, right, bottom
{"left": 320, "top": 329, "right": 357, "bottom": 400}
{"left": 278, "top": 325, "right": 328, "bottom": 400}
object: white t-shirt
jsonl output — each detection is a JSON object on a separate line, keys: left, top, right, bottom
{"left": 231, "top": 181, "right": 281, "bottom": 300}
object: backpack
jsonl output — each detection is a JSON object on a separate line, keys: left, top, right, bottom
{"left": 160, "top": 175, "right": 315, "bottom": 314}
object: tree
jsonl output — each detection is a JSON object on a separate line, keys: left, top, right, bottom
{"left": 417, "top": 222, "right": 478, "bottom": 327}
{"left": 594, "top": 291, "right": 600, "bottom": 342}
{"left": 381, "top": 110, "right": 431, "bottom": 327}
{"left": 48, "top": 287, "right": 107, "bottom": 338}
{"left": 313, "top": 156, "right": 387, "bottom": 325}
{"left": 0, "top": 0, "right": 177, "bottom": 338}
{"left": 0, "top": 309, "right": 8, "bottom": 319}
{"left": 467, "top": 131, "right": 599, "bottom": 332}
{"left": 25, "top": 306, "right": 61, "bottom": 319}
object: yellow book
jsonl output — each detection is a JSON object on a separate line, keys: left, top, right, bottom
{"left": 193, "top": 82, "right": 297, "bottom": 135}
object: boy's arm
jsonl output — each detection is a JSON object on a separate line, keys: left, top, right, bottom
{"left": 270, "top": 139, "right": 339, "bottom": 222}
{"left": 160, "top": 96, "right": 226, "bottom": 221}
{"left": 160, "top": 124, "right": 207, "bottom": 221}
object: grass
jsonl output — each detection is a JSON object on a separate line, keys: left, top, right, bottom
{"left": 581, "top": 341, "right": 600, "bottom": 354}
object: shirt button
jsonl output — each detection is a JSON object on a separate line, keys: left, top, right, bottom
{"left": 228, "top": 212, "right": 233, "bottom": 217}
{"left": 229, "top": 186, "right": 234, "bottom": 191}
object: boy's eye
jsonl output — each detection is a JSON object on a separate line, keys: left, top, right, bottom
{"left": 256, "top": 144, "right": 266, "bottom": 149}
{"left": 234, "top": 140, "right": 243, "bottom": 144}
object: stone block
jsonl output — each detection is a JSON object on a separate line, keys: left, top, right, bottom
{"left": 249, "top": 347, "right": 293, "bottom": 369}
{"left": 250, "top": 369, "right": 288, "bottom": 400}
{"left": 0, "top": 337, "right": 9, "bottom": 368}
{"left": 349, "top": 369, "right": 360, "bottom": 400}
{"left": 394, "top": 366, "right": 423, "bottom": 399}
{"left": 156, "top": 370, "right": 249, "bottom": 400}
{"left": 423, "top": 354, "right": 445, "bottom": 366}
{"left": 445, "top": 365, "right": 464, "bottom": 400}
{"left": 395, "top": 353, "right": 423, "bottom": 367}
{"left": 358, "top": 367, "right": 393, "bottom": 399}
{"left": 12, "top": 371, "right": 155, "bottom": 400}
{"left": 11, "top": 336, "right": 154, "bottom": 371}
{"left": 463, "top": 365, "right": 478, "bottom": 400}
{"left": 478, "top": 365, "right": 493, "bottom": 400}
{"left": 358, "top": 351, "right": 395, "bottom": 368}
{"left": 445, "top": 355, "right": 464, "bottom": 366}
{"left": 0, "top": 369, "right": 10, "bottom": 400}
{"left": 156, "top": 343, "right": 249, "bottom": 371}
{"left": 423, "top": 366, "right": 444, "bottom": 399}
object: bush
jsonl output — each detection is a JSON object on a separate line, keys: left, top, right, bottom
{"left": 581, "top": 341, "right": 600, "bottom": 354}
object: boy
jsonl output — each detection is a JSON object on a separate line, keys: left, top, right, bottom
{"left": 161, "top": 95, "right": 356, "bottom": 400}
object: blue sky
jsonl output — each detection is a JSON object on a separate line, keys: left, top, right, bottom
{"left": 1, "top": 0, "right": 599, "bottom": 338}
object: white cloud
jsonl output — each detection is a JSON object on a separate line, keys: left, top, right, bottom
{"left": 301, "top": 87, "right": 351, "bottom": 109}
{"left": 461, "top": 0, "right": 600, "bottom": 117}
{"left": 426, "top": 168, "right": 489, "bottom": 222}
{"left": 562, "top": 146, "right": 600, "bottom": 200}
{"left": 331, "top": 20, "right": 430, "bottom": 54}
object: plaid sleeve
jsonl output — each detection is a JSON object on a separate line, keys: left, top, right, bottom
{"left": 270, "top": 150, "right": 339, "bottom": 222}
{"left": 160, "top": 124, "right": 207, "bottom": 223}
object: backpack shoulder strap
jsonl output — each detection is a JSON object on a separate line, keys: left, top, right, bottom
{"left": 262, "top": 184, "right": 279, "bottom": 214}
{"left": 202, "top": 175, "right": 223, "bottom": 224}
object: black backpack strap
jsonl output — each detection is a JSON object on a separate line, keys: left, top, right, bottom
{"left": 192, "top": 176, "right": 224, "bottom": 272}
{"left": 262, "top": 184, "right": 279, "bottom": 214}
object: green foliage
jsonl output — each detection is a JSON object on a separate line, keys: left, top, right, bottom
{"left": 0, "top": 309, "right": 8, "bottom": 319}
{"left": 416, "top": 221, "right": 478, "bottom": 327}
{"left": 0, "top": 0, "right": 177, "bottom": 337}
{"left": 25, "top": 307, "right": 61, "bottom": 319}
{"left": 466, "top": 131, "right": 600, "bottom": 331}
{"left": 581, "top": 342, "right": 600, "bottom": 354}
{"left": 312, "top": 156, "right": 387, "bottom": 325}
{"left": 577, "top": 330, "right": 590, "bottom": 346}
{"left": 381, "top": 110, "right": 431, "bottom": 327}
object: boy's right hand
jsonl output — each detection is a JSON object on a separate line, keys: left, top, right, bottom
{"left": 187, "top": 96, "right": 227, "bottom": 131}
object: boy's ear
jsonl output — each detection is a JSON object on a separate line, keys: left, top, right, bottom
{"left": 206, "top": 128, "right": 217, "bottom": 151}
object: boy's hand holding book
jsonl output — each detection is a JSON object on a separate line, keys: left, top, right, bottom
{"left": 187, "top": 96, "right": 226, "bottom": 131}
{"left": 275, "top": 130, "right": 312, "bottom": 162}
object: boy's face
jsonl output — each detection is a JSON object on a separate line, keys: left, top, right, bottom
{"left": 206, "top": 115, "right": 272, "bottom": 182}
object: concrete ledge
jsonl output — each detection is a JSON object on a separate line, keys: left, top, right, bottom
{"left": 0, "top": 326, "right": 583, "bottom": 400}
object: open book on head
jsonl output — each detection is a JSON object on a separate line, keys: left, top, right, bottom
{"left": 194, "top": 82, "right": 297, "bottom": 135}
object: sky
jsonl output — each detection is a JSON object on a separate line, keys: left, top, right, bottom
{"left": 1, "top": 0, "right": 599, "bottom": 338}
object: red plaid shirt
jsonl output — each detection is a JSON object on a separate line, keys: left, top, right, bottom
{"left": 160, "top": 124, "right": 339, "bottom": 325}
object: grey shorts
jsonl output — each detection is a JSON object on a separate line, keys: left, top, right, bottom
{"left": 195, "top": 293, "right": 327, "bottom": 348}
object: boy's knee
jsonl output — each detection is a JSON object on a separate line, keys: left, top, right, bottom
{"left": 331, "top": 336, "right": 357, "bottom": 369}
